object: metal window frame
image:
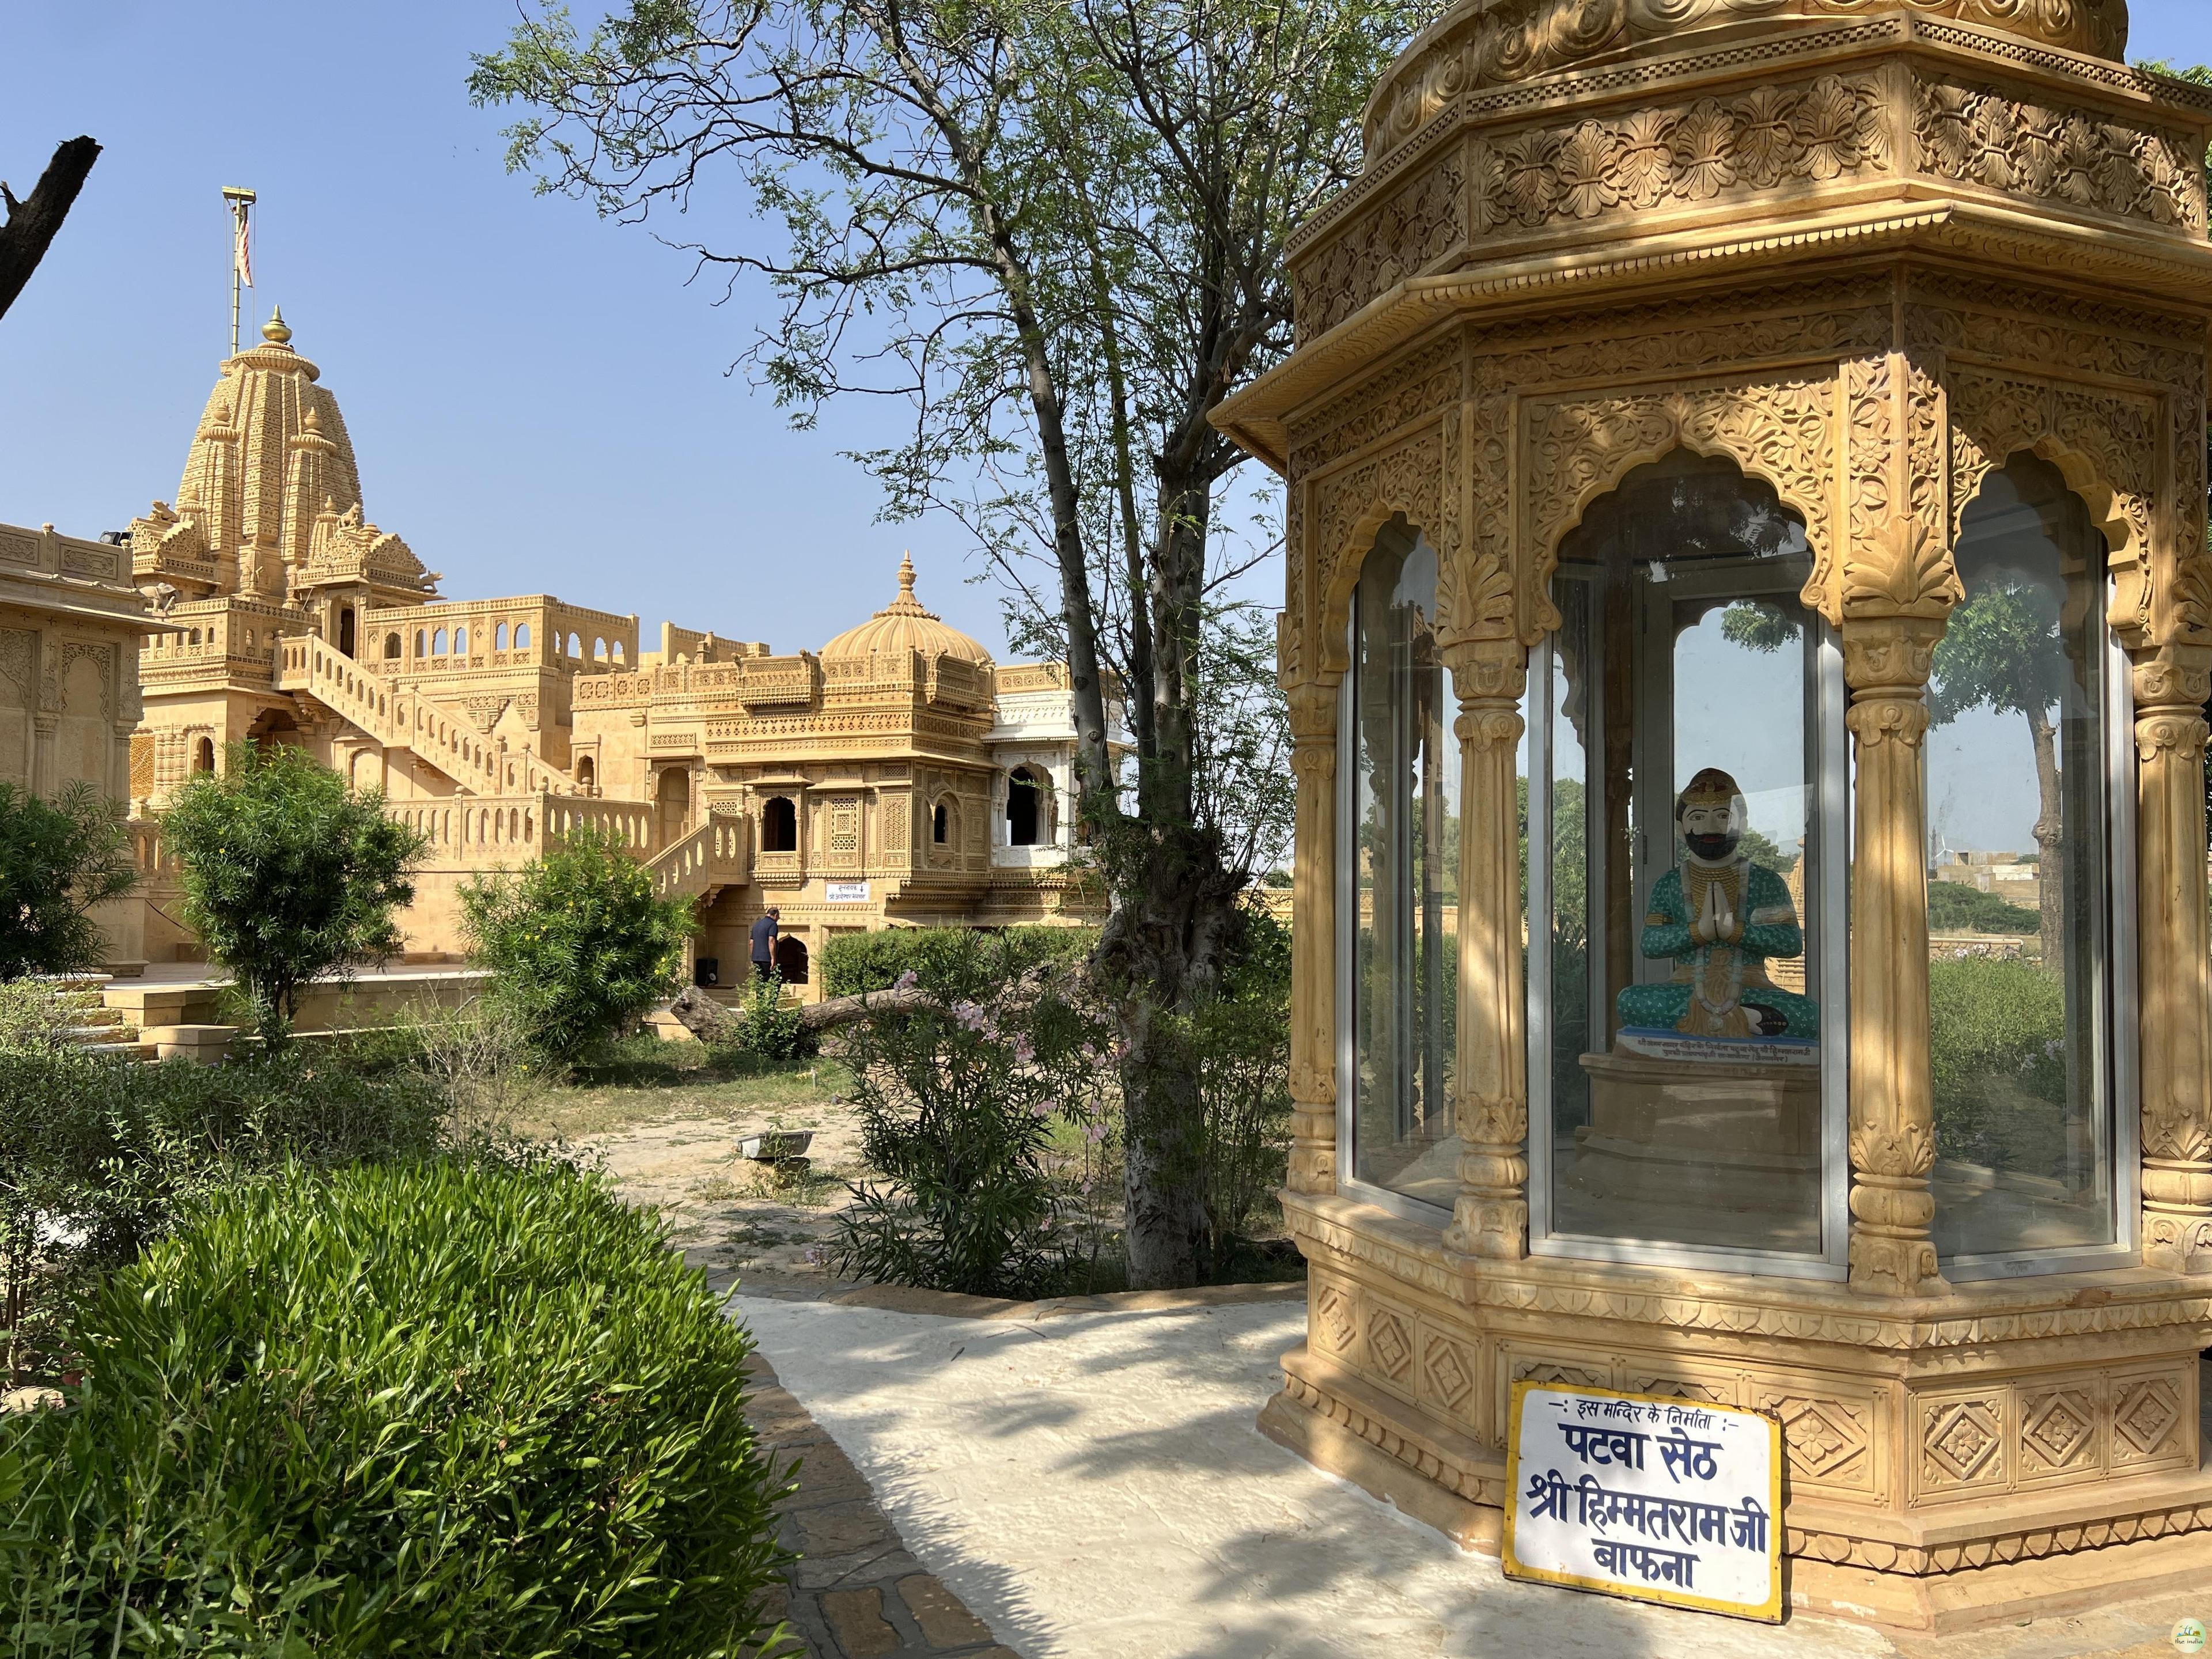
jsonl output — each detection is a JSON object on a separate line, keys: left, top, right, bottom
{"left": 1939, "top": 624, "right": 2139, "bottom": 1281}
{"left": 1527, "top": 563, "right": 1853, "bottom": 1282}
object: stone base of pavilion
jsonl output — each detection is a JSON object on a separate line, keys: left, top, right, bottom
{"left": 1267, "top": 1193, "right": 2212, "bottom": 1634}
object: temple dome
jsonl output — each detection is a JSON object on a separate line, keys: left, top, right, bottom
{"left": 1363, "top": 0, "right": 2129, "bottom": 166}
{"left": 820, "top": 555, "right": 994, "bottom": 668}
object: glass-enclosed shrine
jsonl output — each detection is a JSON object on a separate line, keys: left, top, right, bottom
{"left": 1341, "top": 452, "right": 2131, "bottom": 1282}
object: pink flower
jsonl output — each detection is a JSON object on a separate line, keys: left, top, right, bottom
{"left": 1014, "top": 1038, "right": 1035, "bottom": 1064}
{"left": 1085, "top": 1123, "right": 1107, "bottom": 1144}
{"left": 1031, "top": 1100, "right": 1052, "bottom": 1118}
{"left": 894, "top": 969, "right": 919, "bottom": 990}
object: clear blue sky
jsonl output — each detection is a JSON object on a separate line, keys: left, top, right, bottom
{"left": 2, "top": 3, "right": 2207, "bottom": 662}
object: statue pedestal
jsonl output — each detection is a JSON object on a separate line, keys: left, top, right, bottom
{"left": 1571, "top": 1047, "right": 1821, "bottom": 1217}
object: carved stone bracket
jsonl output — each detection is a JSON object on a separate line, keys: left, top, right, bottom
{"left": 1442, "top": 637, "right": 1531, "bottom": 1261}
{"left": 2131, "top": 643, "right": 2212, "bottom": 1274}
{"left": 1843, "top": 613, "right": 1948, "bottom": 1298}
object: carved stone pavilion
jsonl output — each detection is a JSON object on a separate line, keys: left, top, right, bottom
{"left": 1212, "top": 0, "right": 2212, "bottom": 1629}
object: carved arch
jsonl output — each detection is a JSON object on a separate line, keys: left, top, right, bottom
{"left": 1518, "top": 377, "right": 1837, "bottom": 642}
{"left": 1946, "top": 368, "right": 2175, "bottom": 643}
{"left": 1307, "top": 419, "right": 1452, "bottom": 682}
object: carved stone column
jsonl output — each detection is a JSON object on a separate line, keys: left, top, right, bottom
{"left": 2131, "top": 643, "right": 2212, "bottom": 1274}
{"left": 1843, "top": 615, "right": 1947, "bottom": 1297}
{"left": 30, "top": 712, "right": 57, "bottom": 801}
{"left": 1442, "top": 638, "right": 1529, "bottom": 1260}
{"left": 1285, "top": 681, "right": 1339, "bottom": 1196}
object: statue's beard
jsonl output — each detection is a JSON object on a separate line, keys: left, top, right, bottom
{"left": 1685, "top": 831, "right": 1740, "bottom": 862}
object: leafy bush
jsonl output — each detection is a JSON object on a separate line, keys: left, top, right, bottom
{"left": 1191, "top": 902, "right": 1294, "bottom": 1271}
{"left": 462, "top": 827, "right": 693, "bottom": 1066}
{"left": 831, "top": 932, "right": 1108, "bottom": 1297}
{"left": 725, "top": 969, "right": 810, "bottom": 1063}
{"left": 1929, "top": 955, "right": 2068, "bottom": 1176}
{"left": 0, "top": 1046, "right": 450, "bottom": 1385}
{"left": 0, "top": 1159, "right": 793, "bottom": 1658}
{"left": 0, "top": 781, "right": 137, "bottom": 980}
{"left": 0, "top": 978, "right": 74, "bottom": 1055}
{"left": 819, "top": 924, "right": 1094, "bottom": 999}
{"left": 1928, "top": 880, "right": 2040, "bottom": 936}
{"left": 162, "top": 742, "right": 425, "bottom": 1040}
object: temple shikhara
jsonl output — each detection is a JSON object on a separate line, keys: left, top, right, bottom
{"left": 121, "top": 309, "right": 1105, "bottom": 984}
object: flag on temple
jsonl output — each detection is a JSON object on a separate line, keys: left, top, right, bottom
{"left": 233, "top": 210, "right": 253, "bottom": 288}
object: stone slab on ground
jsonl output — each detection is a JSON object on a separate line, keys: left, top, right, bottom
{"left": 731, "top": 1294, "right": 2211, "bottom": 1659}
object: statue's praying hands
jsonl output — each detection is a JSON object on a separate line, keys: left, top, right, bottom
{"left": 1693, "top": 876, "right": 1740, "bottom": 944}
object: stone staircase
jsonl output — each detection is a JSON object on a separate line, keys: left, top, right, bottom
{"left": 37, "top": 974, "right": 146, "bottom": 1058}
{"left": 273, "top": 632, "right": 580, "bottom": 798}
{"left": 646, "top": 810, "right": 752, "bottom": 904}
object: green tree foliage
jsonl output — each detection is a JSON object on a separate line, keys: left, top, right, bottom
{"left": 726, "top": 969, "right": 810, "bottom": 1064}
{"left": 0, "top": 1160, "right": 793, "bottom": 1657}
{"left": 461, "top": 827, "right": 692, "bottom": 1067}
{"left": 162, "top": 743, "right": 425, "bottom": 1041}
{"left": 471, "top": 0, "right": 1436, "bottom": 1289}
{"left": 1928, "top": 880, "right": 2040, "bottom": 937}
{"left": 820, "top": 925, "right": 1097, "bottom": 999}
{"left": 0, "top": 781, "right": 137, "bottom": 980}
{"left": 1190, "top": 901, "right": 1293, "bottom": 1273}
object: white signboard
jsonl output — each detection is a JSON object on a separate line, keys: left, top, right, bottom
{"left": 825, "top": 881, "right": 870, "bottom": 903}
{"left": 1503, "top": 1382, "right": 1782, "bottom": 1623}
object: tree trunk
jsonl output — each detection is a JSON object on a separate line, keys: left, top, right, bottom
{"left": 2027, "top": 708, "right": 2063, "bottom": 970}
{"left": 0, "top": 138, "right": 100, "bottom": 322}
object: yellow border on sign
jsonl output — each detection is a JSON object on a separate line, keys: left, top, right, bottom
{"left": 1502, "top": 1378, "right": 1785, "bottom": 1624}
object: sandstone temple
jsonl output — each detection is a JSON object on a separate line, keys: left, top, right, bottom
{"left": 115, "top": 309, "right": 1107, "bottom": 986}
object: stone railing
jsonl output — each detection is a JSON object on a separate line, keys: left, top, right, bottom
{"left": 647, "top": 811, "right": 751, "bottom": 901}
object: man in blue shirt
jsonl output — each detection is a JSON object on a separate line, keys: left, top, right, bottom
{"left": 749, "top": 908, "right": 781, "bottom": 981}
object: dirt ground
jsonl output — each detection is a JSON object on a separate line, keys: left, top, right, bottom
{"left": 512, "top": 1041, "right": 870, "bottom": 1293}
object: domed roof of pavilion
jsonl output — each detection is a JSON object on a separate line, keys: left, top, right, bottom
{"left": 1363, "top": 0, "right": 2128, "bottom": 163}
{"left": 819, "top": 555, "right": 994, "bottom": 668}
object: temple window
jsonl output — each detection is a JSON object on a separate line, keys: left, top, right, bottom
{"left": 761, "top": 796, "right": 798, "bottom": 853}
{"left": 576, "top": 755, "right": 596, "bottom": 793}
{"left": 612, "top": 641, "right": 625, "bottom": 662}
{"left": 453, "top": 627, "right": 468, "bottom": 655}
{"left": 1342, "top": 517, "right": 1459, "bottom": 1211}
{"left": 415, "top": 629, "right": 427, "bottom": 658}
{"left": 338, "top": 608, "right": 355, "bottom": 657}
{"left": 383, "top": 632, "right": 401, "bottom": 660}
{"left": 1007, "top": 766, "right": 1047, "bottom": 846}
{"left": 1522, "top": 452, "right": 1846, "bottom": 1270}
{"left": 433, "top": 627, "right": 449, "bottom": 656}
{"left": 515, "top": 623, "right": 532, "bottom": 650}
{"left": 933, "top": 799, "right": 951, "bottom": 845}
{"left": 1927, "top": 452, "right": 2123, "bottom": 1274}
{"left": 192, "top": 736, "right": 214, "bottom": 774}
{"left": 495, "top": 622, "right": 510, "bottom": 650}
{"left": 569, "top": 632, "right": 582, "bottom": 658}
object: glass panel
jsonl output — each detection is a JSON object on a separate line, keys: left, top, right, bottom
{"left": 1928, "top": 454, "right": 2113, "bottom": 1260}
{"left": 1349, "top": 523, "right": 1461, "bottom": 1207}
{"left": 1542, "top": 455, "right": 1830, "bottom": 1259}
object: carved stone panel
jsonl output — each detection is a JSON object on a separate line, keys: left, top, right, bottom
{"left": 1916, "top": 1391, "right": 2009, "bottom": 1501}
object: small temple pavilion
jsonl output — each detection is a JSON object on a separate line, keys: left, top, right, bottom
{"left": 1214, "top": 0, "right": 2212, "bottom": 1629}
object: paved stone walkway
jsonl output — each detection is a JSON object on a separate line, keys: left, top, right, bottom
{"left": 748, "top": 1349, "right": 1016, "bottom": 1659}
{"left": 732, "top": 1292, "right": 2211, "bottom": 1659}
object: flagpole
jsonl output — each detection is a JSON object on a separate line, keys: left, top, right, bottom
{"left": 221, "top": 185, "right": 255, "bottom": 354}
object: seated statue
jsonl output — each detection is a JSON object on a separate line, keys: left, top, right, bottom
{"left": 1616, "top": 768, "right": 1819, "bottom": 1044}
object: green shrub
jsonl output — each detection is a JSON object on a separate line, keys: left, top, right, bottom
{"left": 162, "top": 742, "right": 425, "bottom": 1041}
{"left": 1927, "top": 880, "right": 2040, "bottom": 936}
{"left": 462, "top": 827, "right": 693, "bottom": 1067}
{"left": 819, "top": 924, "right": 1095, "bottom": 999}
{"left": 831, "top": 932, "right": 1108, "bottom": 1297}
{"left": 0, "top": 1046, "right": 451, "bottom": 1385}
{"left": 1191, "top": 902, "right": 1294, "bottom": 1271}
{"left": 725, "top": 969, "right": 810, "bottom": 1064}
{"left": 1929, "top": 955, "right": 2068, "bottom": 1176}
{"left": 0, "top": 1159, "right": 793, "bottom": 1657}
{"left": 0, "top": 979, "right": 73, "bottom": 1055}
{"left": 0, "top": 781, "right": 138, "bottom": 980}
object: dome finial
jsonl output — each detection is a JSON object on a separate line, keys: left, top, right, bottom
{"left": 261, "top": 305, "right": 292, "bottom": 346}
{"left": 897, "top": 551, "right": 917, "bottom": 601}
